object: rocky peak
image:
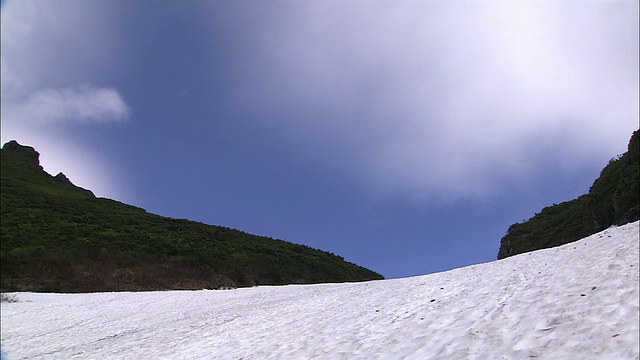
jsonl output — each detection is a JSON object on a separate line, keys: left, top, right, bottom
{"left": 52, "top": 172, "right": 73, "bottom": 185}
{"left": 2, "top": 140, "right": 44, "bottom": 171}
{"left": 2, "top": 140, "right": 95, "bottom": 197}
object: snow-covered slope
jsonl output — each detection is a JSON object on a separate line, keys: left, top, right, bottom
{"left": 2, "top": 221, "right": 639, "bottom": 359}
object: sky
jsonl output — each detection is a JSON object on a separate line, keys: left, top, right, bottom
{"left": 1, "top": 0, "right": 638, "bottom": 279}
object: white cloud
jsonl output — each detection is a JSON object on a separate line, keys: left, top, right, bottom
{"left": 0, "top": 1, "right": 130, "bottom": 201}
{"left": 0, "top": 0, "right": 118, "bottom": 93}
{"left": 0, "top": 0, "right": 129, "bottom": 125}
{"left": 0, "top": 60, "right": 23, "bottom": 92}
{"left": 7, "top": 85, "right": 130, "bottom": 124}
{"left": 209, "top": 1, "right": 639, "bottom": 201}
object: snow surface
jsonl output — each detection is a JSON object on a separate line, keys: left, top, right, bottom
{"left": 2, "top": 221, "right": 639, "bottom": 359}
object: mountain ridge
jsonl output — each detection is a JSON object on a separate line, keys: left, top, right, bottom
{"left": 0, "top": 140, "right": 383, "bottom": 292}
{"left": 498, "top": 129, "right": 639, "bottom": 259}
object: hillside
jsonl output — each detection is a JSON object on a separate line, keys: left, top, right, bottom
{"left": 2, "top": 221, "right": 638, "bottom": 359}
{"left": 0, "top": 140, "right": 383, "bottom": 292}
{"left": 498, "top": 130, "right": 639, "bottom": 259}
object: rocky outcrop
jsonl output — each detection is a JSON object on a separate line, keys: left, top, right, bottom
{"left": 53, "top": 172, "right": 73, "bottom": 185}
{"left": 1, "top": 140, "right": 95, "bottom": 197}
{"left": 2, "top": 140, "right": 44, "bottom": 172}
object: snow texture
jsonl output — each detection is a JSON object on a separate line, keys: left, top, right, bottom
{"left": 2, "top": 221, "right": 639, "bottom": 359}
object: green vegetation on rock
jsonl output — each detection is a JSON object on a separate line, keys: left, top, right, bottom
{"left": 1, "top": 140, "right": 383, "bottom": 292}
{"left": 498, "top": 130, "right": 639, "bottom": 259}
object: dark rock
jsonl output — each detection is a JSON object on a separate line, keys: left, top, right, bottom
{"left": 2, "top": 140, "right": 43, "bottom": 171}
{"left": 52, "top": 172, "right": 73, "bottom": 185}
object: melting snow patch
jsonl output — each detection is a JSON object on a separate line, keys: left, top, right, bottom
{"left": 2, "top": 221, "right": 639, "bottom": 359}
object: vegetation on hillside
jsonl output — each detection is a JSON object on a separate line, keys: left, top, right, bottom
{"left": 0, "top": 140, "right": 383, "bottom": 292}
{"left": 498, "top": 130, "right": 639, "bottom": 259}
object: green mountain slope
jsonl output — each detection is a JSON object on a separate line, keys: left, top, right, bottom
{"left": 498, "top": 130, "right": 639, "bottom": 259}
{"left": 1, "top": 140, "right": 383, "bottom": 292}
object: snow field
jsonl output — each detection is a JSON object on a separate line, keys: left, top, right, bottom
{"left": 2, "top": 221, "right": 639, "bottom": 359}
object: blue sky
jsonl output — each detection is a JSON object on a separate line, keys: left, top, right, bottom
{"left": 1, "top": 1, "right": 638, "bottom": 279}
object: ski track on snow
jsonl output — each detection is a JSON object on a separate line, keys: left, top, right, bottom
{"left": 2, "top": 221, "right": 639, "bottom": 359}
